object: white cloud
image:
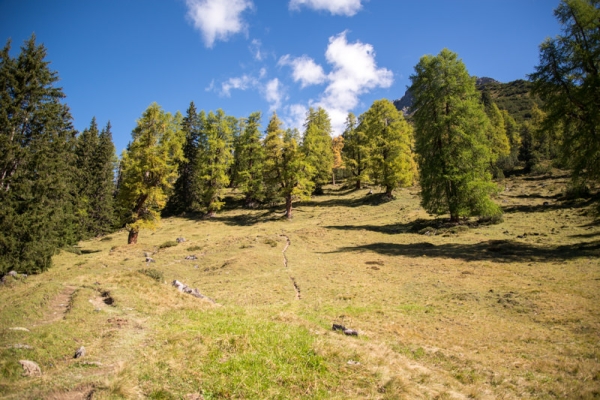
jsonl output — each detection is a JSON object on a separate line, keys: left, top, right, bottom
{"left": 289, "top": 0, "right": 362, "bottom": 16}
{"left": 278, "top": 55, "right": 326, "bottom": 88}
{"left": 220, "top": 74, "right": 259, "bottom": 96}
{"left": 249, "top": 39, "right": 263, "bottom": 60}
{"left": 186, "top": 0, "right": 253, "bottom": 48}
{"left": 264, "top": 78, "right": 285, "bottom": 111}
{"left": 283, "top": 103, "right": 309, "bottom": 131}
{"left": 315, "top": 31, "right": 393, "bottom": 134}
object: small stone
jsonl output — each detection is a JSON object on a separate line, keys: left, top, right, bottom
{"left": 332, "top": 323, "right": 346, "bottom": 331}
{"left": 9, "top": 327, "right": 29, "bottom": 332}
{"left": 8, "top": 344, "right": 33, "bottom": 350}
{"left": 19, "top": 360, "right": 41, "bottom": 377}
{"left": 176, "top": 237, "right": 186, "bottom": 243}
{"left": 146, "top": 257, "right": 155, "bottom": 263}
{"left": 347, "top": 360, "right": 361, "bottom": 365}
{"left": 343, "top": 329, "right": 358, "bottom": 336}
{"left": 74, "top": 346, "right": 85, "bottom": 359}
{"left": 7, "top": 270, "right": 17, "bottom": 277}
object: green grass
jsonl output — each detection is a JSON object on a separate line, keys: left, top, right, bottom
{"left": 0, "top": 171, "right": 599, "bottom": 399}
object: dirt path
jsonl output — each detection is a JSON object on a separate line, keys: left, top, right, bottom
{"left": 36, "top": 285, "right": 78, "bottom": 326}
{"left": 281, "top": 235, "right": 300, "bottom": 300}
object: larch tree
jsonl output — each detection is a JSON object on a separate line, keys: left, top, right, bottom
{"left": 481, "top": 91, "right": 510, "bottom": 176}
{"left": 233, "top": 111, "right": 265, "bottom": 206}
{"left": 361, "top": 99, "right": 414, "bottom": 197}
{"left": 263, "top": 112, "right": 313, "bottom": 219}
{"left": 0, "top": 35, "right": 80, "bottom": 273}
{"left": 116, "top": 103, "right": 184, "bottom": 244}
{"left": 331, "top": 135, "right": 344, "bottom": 185}
{"left": 341, "top": 112, "right": 370, "bottom": 189}
{"left": 410, "top": 49, "right": 501, "bottom": 222}
{"left": 194, "top": 109, "right": 234, "bottom": 216}
{"left": 302, "top": 107, "right": 334, "bottom": 194}
{"left": 530, "top": 0, "right": 600, "bottom": 188}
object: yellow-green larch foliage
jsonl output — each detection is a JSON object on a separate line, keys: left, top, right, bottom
{"left": 263, "top": 112, "right": 313, "bottom": 219}
{"left": 410, "top": 49, "right": 501, "bottom": 222}
{"left": 361, "top": 99, "right": 414, "bottom": 197}
{"left": 117, "top": 103, "right": 185, "bottom": 244}
{"left": 302, "top": 107, "right": 334, "bottom": 193}
{"left": 331, "top": 135, "right": 344, "bottom": 185}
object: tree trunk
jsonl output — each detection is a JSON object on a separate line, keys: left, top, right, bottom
{"left": 128, "top": 229, "right": 139, "bottom": 244}
{"left": 385, "top": 187, "right": 393, "bottom": 198}
{"left": 355, "top": 179, "right": 361, "bottom": 190}
{"left": 285, "top": 195, "right": 293, "bottom": 219}
{"left": 449, "top": 211, "right": 459, "bottom": 223}
{"left": 332, "top": 171, "right": 336, "bottom": 186}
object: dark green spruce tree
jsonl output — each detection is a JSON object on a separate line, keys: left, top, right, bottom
{"left": 233, "top": 111, "right": 265, "bottom": 206}
{"left": 0, "top": 35, "right": 79, "bottom": 274}
{"left": 342, "top": 113, "right": 370, "bottom": 189}
{"left": 166, "top": 102, "right": 203, "bottom": 215}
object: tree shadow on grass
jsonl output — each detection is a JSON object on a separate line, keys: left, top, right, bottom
{"left": 212, "top": 209, "right": 282, "bottom": 226}
{"left": 323, "top": 239, "right": 600, "bottom": 263}
{"left": 502, "top": 195, "right": 599, "bottom": 214}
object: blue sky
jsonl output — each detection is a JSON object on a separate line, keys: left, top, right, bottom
{"left": 1, "top": 0, "right": 561, "bottom": 153}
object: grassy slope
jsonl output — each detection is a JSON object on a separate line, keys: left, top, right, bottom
{"left": 1, "top": 172, "right": 599, "bottom": 399}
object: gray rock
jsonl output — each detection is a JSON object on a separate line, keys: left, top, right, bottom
{"left": 343, "top": 329, "right": 358, "bottom": 336}
{"left": 19, "top": 360, "right": 41, "bottom": 377}
{"left": 9, "top": 327, "right": 30, "bottom": 332}
{"left": 8, "top": 270, "right": 17, "bottom": 277}
{"left": 74, "top": 346, "right": 85, "bottom": 359}
{"left": 146, "top": 257, "right": 155, "bottom": 263}
{"left": 8, "top": 344, "right": 33, "bottom": 349}
{"left": 176, "top": 237, "right": 186, "bottom": 243}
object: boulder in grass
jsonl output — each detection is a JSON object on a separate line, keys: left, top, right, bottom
{"left": 19, "top": 360, "right": 41, "bottom": 377}
{"left": 176, "top": 237, "right": 186, "bottom": 243}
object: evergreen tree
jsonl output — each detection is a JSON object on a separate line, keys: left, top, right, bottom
{"left": 75, "top": 118, "right": 100, "bottom": 238}
{"left": 496, "top": 110, "right": 521, "bottom": 173}
{"left": 74, "top": 118, "right": 116, "bottom": 238}
{"left": 530, "top": 0, "right": 600, "bottom": 186}
{"left": 166, "top": 102, "right": 202, "bottom": 215}
{"left": 361, "top": 99, "right": 414, "bottom": 197}
{"left": 0, "top": 35, "right": 79, "bottom": 274}
{"left": 116, "top": 103, "right": 184, "bottom": 244}
{"left": 331, "top": 135, "right": 344, "bottom": 185}
{"left": 341, "top": 113, "right": 369, "bottom": 189}
{"left": 263, "top": 113, "right": 313, "bottom": 219}
{"left": 481, "top": 91, "right": 511, "bottom": 177}
{"left": 233, "top": 111, "right": 265, "bottom": 206}
{"left": 194, "top": 109, "right": 234, "bottom": 216}
{"left": 410, "top": 49, "right": 501, "bottom": 222}
{"left": 302, "top": 107, "right": 334, "bottom": 194}
{"left": 92, "top": 122, "right": 117, "bottom": 235}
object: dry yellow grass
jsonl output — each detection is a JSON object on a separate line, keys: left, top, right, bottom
{"left": 0, "top": 170, "right": 599, "bottom": 399}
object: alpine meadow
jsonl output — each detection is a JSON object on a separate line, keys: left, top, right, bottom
{"left": 1, "top": 0, "right": 600, "bottom": 399}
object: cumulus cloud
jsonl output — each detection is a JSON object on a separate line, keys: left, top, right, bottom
{"left": 278, "top": 55, "right": 326, "bottom": 88}
{"left": 186, "top": 0, "right": 253, "bottom": 48}
{"left": 220, "top": 74, "right": 259, "bottom": 96}
{"left": 315, "top": 31, "right": 393, "bottom": 134}
{"left": 289, "top": 0, "right": 362, "bottom": 16}
{"left": 264, "top": 78, "right": 285, "bottom": 111}
{"left": 283, "top": 103, "right": 309, "bottom": 131}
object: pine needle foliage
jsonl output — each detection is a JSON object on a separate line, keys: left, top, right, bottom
{"left": 116, "top": 103, "right": 184, "bottom": 244}
{"left": 361, "top": 99, "right": 414, "bottom": 197}
{"left": 529, "top": 0, "right": 600, "bottom": 187}
{"left": 410, "top": 49, "right": 501, "bottom": 222}
{"left": 0, "top": 35, "right": 79, "bottom": 274}
{"left": 263, "top": 113, "right": 313, "bottom": 219}
{"left": 302, "top": 107, "right": 334, "bottom": 194}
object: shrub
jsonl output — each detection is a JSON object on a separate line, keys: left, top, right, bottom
{"left": 158, "top": 241, "right": 178, "bottom": 249}
{"left": 138, "top": 268, "right": 164, "bottom": 282}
